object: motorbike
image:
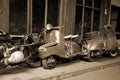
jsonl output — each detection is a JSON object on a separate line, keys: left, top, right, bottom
{"left": 38, "top": 24, "right": 81, "bottom": 69}
{"left": 79, "top": 24, "right": 119, "bottom": 61}
{"left": 0, "top": 34, "right": 42, "bottom": 69}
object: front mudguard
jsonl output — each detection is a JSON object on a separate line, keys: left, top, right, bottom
{"left": 38, "top": 41, "right": 81, "bottom": 59}
{"left": 38, "top": 43, "right": 65, "bottom": 59}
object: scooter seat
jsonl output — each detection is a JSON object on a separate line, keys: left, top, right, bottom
{"left": 41, "top": 42, "right": 58, "bottom": 48}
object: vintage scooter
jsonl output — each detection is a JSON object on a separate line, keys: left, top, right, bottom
{"left": 0, "top": 34, "right": 42, "bottom": 69}
{"left": 38, "top": 24, "right": 81, "bottom": 69}
{"left": 79, "top": 24, "right": 119, "bottom": 61}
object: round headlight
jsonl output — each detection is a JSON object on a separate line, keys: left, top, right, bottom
{"left": 38, "top": 46, "right": 47, "bottom": 52}
{"left": 46, "top": 24, "right": 52, "bottom": 30}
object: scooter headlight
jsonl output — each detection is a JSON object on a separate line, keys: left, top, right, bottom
{"left": 39, "top": 46, "right": 47, "bottom": 52}
{"left": 46, "top": 24, "right": 52, "bottom": 30}
{"left": 82, "top": 46, "right": 88, "bottom": 53}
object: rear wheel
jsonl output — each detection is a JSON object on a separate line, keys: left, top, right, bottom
{"left": 109, "top": 50, "right": 118, "bottom": 58}
{"left": 42, "top": 56, "right": 57, "bottom": 69}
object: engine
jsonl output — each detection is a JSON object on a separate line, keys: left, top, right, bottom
{"left": 0, "top": 43, "right": 6, "bottom": 58}
{"left": 5, "top": 51, "right": 24, "bottom": 65}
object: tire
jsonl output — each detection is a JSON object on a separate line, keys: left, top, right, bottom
{"left": 25, "top": 61, "right": 41, "bottom": 68}
{"left": 109, "top": 50, "right": 118, "bottom": 58}
{"left": 0, "top": 60, "right": 7, "bottom": 69}
{"left": 84, "top": 51, "right": 95, "bottom": 62}
{"left": 42, "top": 56, "right": 57, "bottom": 69}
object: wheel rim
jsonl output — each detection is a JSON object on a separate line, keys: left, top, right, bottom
{"left": 42, "top": 56, "right": 56, "bottom": 69}
{"left": 110, "top": 51, "right": 117, "bottom": 57}
{"left": 109, "top": 49, "right": 118, "bottom": 58}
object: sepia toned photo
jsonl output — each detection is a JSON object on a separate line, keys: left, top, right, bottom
{"left": 0, "top": 0, "right": 120, "bottom": 80}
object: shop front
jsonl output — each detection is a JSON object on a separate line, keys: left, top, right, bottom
{"left": 0, "top": 0, "right": 111, "bottom": 37}
{"left": 9, "top": 0, "right": 60, "bottom": 34}
{"left": 111, "top": 0, "right": 120, "bottom": 39}
{"left": 74, "top": 0, "right": 111, "bottom": 38}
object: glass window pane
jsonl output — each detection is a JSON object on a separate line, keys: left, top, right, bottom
{"left": 93, "top": 10, "right": 100, "bottom": 31}
{"left": 84, "top": 8, "right": 92, "bottom": 33}
{"left": 32, "top": 0, "right": 45, "bottom": 33}
{"left": 94, "top": 0, "right": 101, "bottom": 9}
{"left": 9, "top": 0, "right": 27, "bottom": 34}
{"left": 76, "top": 0, "right": 83, "bottom": 4}
{"left": 85, "top": 0, "right": 92, "bottom": 6}
{"left": 75, "top": 5, "right": 82, "bottom": 34}
{"left": 47, "top": 0, "right": 59, "bottom": 26}
{"left": 116, "top": 34, "right": 120, "bottom": 39}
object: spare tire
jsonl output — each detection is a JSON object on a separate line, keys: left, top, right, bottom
{"left": 64, "top": 41, "right": 80, "bottom": 57}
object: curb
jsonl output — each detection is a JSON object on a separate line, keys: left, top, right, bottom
{"left": 30, "top": 61, "right": 120, "bottom": 80}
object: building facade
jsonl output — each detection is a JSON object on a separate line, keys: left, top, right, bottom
{"left": 0, "top": 0, "right": 111, "bottom": 38}
{"left": 111, "top": 0, "right": 120, "bottom": 39}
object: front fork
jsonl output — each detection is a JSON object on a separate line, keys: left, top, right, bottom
{"left": 0, "top": 59, "right": 7, "bottom": 69}
{"left": 84, "top": 51, "right": 94, "bottom": 62}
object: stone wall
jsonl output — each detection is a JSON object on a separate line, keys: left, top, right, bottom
{"left": 0, "top": 0, "right": 9, "bottom": 32}
{"left": 111, "top": 0, "right": 120, "bottom": 7}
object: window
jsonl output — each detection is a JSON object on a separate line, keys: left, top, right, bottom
{"left": 76, "top": 0, "right": 83, "bottom": 4}
{"left": 111, "top": 6, "right": 120, "bottom": 39}
{"left": 93, "top": 10, "right": 100, "bottom": 31}
{"left": 9, "top": 0, "right": 27, "bottom": 34}
{"left": 75, "top": 0, "right": 101, "bottom": 38}
{"left": 75, "top": 5, "right": 82, "bottom": 34}
{"left": 10, "top": 0, "right": 60, "bottom": 34}
{"left": 85, "top": 0, "right": 92, "bottom": 6}
{"left": 94, "top": 0, "right": 101, "bottom": 9}
{"left": 32, "top": 0, "right": 45, "bottom": 33}
{"left": 32, "top": 0, "right": 59, "bottom": 33}
{"left": 84, "top": 8, "right": 92, "bottom": 33}
{"left": 47, "top": 0, "right": 59, "bottom": 26}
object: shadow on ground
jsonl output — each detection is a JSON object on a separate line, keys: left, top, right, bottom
{"left": 0, "top": 66, "right": 30, "bottom": 75}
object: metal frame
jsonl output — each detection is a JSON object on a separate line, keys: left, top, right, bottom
{"left": 76, "top": 0, "right": 102, "bottom": 39}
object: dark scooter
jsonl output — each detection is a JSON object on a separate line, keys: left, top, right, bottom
{"left": 0, "top": 34, "right": 42, "bottom": 69}
{"left": 38, "top": 24, "right": 81, "bottom": 69}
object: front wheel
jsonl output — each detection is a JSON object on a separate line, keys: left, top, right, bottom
{"left": 84, "top": 51, "right": 95, "bottom": 62}
{"left": 0, "top": 60, "right": 7, "bottom": 69}
{"left": 109, "top": 50, "right": 118, "bottom": 58}
{"left": 42, "top": 56, "right": 57, "bottom": 69}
